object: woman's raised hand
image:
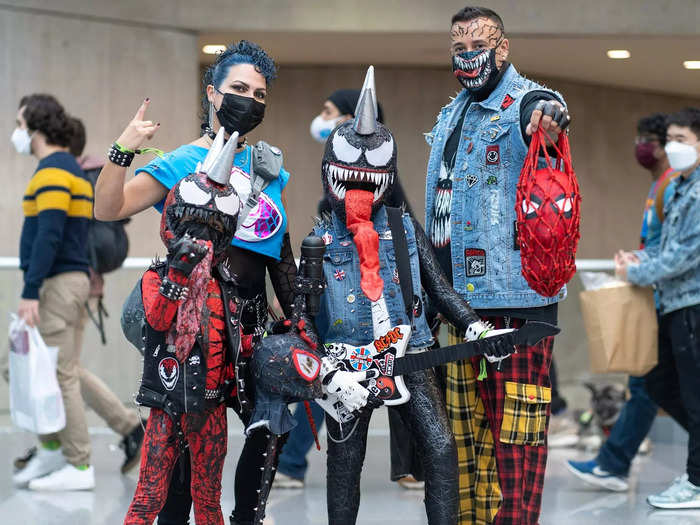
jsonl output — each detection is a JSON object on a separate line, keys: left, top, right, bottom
{"left": 116, "top": 98, "right": 160, "bottom": 151}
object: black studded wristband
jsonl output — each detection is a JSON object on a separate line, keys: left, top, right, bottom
{"left": 159, "top": 276, "right": 189, "bottom": 301}
{"left": 108, "top": 143, "right": 135, "bottom": 167}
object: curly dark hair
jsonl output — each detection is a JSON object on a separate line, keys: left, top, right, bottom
{"left": 667, "top": 107, "right": 700, "bottom": 140}
{"left": 67, "top": 117, "right": 86, "bottom": 157}
{"left": 200, "top": 40, "right": 277, "bottom": 128}
{"left": 19, "top": 94, "right": 73, "bottom": 148}
{"left": 637, "top": 113, "right": 668, "bottom": 145}
{"left": 451, "top": 6, "right": 505, "bottom": 34}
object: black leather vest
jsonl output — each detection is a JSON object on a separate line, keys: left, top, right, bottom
{"left": 136, "top": 260, "right": 253, "bottom": 416}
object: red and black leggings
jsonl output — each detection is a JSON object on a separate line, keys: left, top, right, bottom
{"left": 124, "top": 404, "right": 228, "bottom": 525}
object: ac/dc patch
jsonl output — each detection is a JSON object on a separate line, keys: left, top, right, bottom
{"left": 465, "top": 248, "right": 486, "bottom": 277}
{"left": 501, "top": 94, "right": 515, "bottom": 110}
{"left": 486, "top": 145, "right": 500, "bottom": 165}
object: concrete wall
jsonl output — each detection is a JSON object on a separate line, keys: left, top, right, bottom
{"left": 5, "top": 0, "right": 699, "bottom": 35}
{"left": 0, "top": 7, "right": 198, "bottom": 410}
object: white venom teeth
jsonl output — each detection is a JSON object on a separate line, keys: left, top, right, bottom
{"left": 456, "top": 51, "right": 488, "bottom": 71}
{"left": 325, "top": 164, "right": 395, "bottom": 203}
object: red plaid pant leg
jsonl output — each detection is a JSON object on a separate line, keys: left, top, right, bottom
{"left": 473, "top": 316, "right": 554, "bottom": 525}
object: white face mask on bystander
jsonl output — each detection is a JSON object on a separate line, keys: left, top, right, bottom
{"left": 665, "top": 141, "right": 699, "bottom": 172}
{"left": 11, "top": 128, "right": 33, "bottom": 155}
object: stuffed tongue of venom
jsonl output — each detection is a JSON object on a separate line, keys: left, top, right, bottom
{"left": 345, "top": 189, "right": 383, "bottom": 302}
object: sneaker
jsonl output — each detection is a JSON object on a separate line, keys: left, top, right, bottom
{"left": 13, "top": 446, "right": 38, "bottom": 471}
{"left": 397, "top": 475, "right": 425, "bottom": 490}
{"left": 638, "top": 437, "right": 653, "bottom": 456}
{"left": 28, "top": 464, "right": 95, "bottom": 491}
{"left": 549, "top": 412, "right": 580, "bottom": 448}
{"left": 566, "top": 459, "right": 629, "bottom": 492}
{"left": 648, "top": 475, "right": 700, "bottom": 509}
{"left": 273, "top": 472, "right": 304, "bottom": 489}
{"left": 120, "top": 420, "right": 146, "bottom": 474}
{"left": 12, "top": 447, "right": 66, "bottom": 487}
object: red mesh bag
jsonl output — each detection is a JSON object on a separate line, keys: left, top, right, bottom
{"left": 515, "top": 129, "right": 581, "bottom": 297}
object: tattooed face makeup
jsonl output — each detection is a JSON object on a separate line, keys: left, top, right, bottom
{"left": 450, "top": 17, "right": 509, "bottom": 92}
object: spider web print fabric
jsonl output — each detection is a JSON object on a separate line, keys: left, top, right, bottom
{"left": 515, "top": 130, "right": 580, "bottom": 297}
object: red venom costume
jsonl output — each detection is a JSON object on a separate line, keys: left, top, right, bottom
{"left": 124, "top": 130, "right": 243, "bottom": 525}
{"left": 246, "top": 68, "right": 559, "bottom": 525}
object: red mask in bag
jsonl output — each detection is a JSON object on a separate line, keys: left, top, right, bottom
{"left": 515, "top": 129, "right": 581, "bottom": 297}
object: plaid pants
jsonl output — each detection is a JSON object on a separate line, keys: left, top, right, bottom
{"left": 447, "top": 318, "right": 554, "bottom": 525}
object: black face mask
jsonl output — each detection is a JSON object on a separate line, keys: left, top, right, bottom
{"left": 215, "top": 91, "right": 265, "bottom": 136}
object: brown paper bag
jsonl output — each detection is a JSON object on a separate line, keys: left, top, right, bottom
{"left": 579, "top": 284, "right": 658, "bottom": 376}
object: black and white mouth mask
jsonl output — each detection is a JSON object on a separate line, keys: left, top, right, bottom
{"left": 452, "top": 48, "right": 499, "bottom": 92}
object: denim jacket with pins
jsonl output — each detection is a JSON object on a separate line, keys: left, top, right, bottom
{"left": 313, "top": 207, "right": 433, "bottom": 350}
{"left": 424, "top": 64, "right": 566, "bottom": 309}
{"left": 629, "top": 165, "right": 700, "bottom": 315}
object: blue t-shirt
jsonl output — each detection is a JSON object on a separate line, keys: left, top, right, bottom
{"left": 135, "top": 144, "right": 290, "bottom": 260}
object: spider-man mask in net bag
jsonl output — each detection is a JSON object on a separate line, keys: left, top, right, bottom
{"left": 516, "top": 129, "right": 581, "bottom": 297}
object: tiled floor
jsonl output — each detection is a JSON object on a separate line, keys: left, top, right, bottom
{"left": 0, "top": 415, "right": 695, "bottom": 525}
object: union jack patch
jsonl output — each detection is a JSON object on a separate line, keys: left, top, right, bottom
{"left": 334, "top": 269, "right": 346, "bottom": 281}
{"left": 392, "top": 268, "right": 400, "bottom": 284}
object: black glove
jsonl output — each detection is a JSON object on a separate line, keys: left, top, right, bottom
{"left": 168, "top": 234, "right": 209, "bottom": 276}
{"left": 534, "top": 100, "right": 571, "bottom": 131}
{"left": 481, "top": 330, "right": 515, "bottom": 359}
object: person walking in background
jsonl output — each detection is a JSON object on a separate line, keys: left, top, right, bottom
{"left": 567, "top": 113, "right": 675, "bottom": 491}
{"left": 9, "top": 94, "right": 142, "bottom": 491}
{"left": 616, "top": 108, "right": 700, "bottom": 509}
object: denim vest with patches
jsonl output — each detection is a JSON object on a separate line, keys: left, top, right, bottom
{"left": 313, "top": 207, "right": 433, "bottom": 350}
{"left": 424, "top": 65, "right": 566, "bottom": 309}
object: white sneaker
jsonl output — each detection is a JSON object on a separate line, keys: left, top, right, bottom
{"left": 638, "top": 437, "right": 653, "bottom": 455}
{"left": 548, "top": 413, "right": 580, "bottom": 448}
{"left": 28, "top": 464, "right": 95, "bottom": 491}
{"left": 12, "top": 447, "right": 66, "bottom": 487}
{"left": 273, "top": 472, "right": 304, "bottom": 489}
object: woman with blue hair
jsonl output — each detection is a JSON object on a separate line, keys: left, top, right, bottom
{"left": 95, "top": 41, "right": 296, "bottom": 525}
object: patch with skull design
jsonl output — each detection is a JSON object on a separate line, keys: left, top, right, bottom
{"left": 321, "top": 120, "right": 397, "bottom": 219}
{"left": 160, "top": 170, "right": 241, "bottom": 257}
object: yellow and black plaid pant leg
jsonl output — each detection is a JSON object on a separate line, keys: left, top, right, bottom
{"left": 446, "top": 324, "right": 502, "bottom": 525}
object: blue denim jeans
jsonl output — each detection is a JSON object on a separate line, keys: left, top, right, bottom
{"left": 595, "top": 375, "right": 657, "bottom": 476}
{"left": 277, "top": 401, "right": 326, "bottom": 480}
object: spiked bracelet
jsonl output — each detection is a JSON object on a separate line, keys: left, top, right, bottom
{"left": 159, "top": 276, "right": 189, "bottom": 301}
{"left": 108, "top": 142, "right": 135, "bottom": 167}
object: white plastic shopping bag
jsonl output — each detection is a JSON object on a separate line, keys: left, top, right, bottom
{"left": 8, "top": 314, "right": 65, "bottom": 433}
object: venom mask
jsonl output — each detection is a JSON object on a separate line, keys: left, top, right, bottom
{"left": 321, "top": 67, "right": 397, "bottom": 222}
{"left": 160, "top": 128, "right": 241, "bottom": 258}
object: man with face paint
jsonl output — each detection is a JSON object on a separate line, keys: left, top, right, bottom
{"left": 616, "top": 108, "right": 700, "bottom": 510}
{"left": 424, "top": 6, "right": 571, "bottom": 524}
{"left": 567, "top": 113, "right": 674, "bottom": 492}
